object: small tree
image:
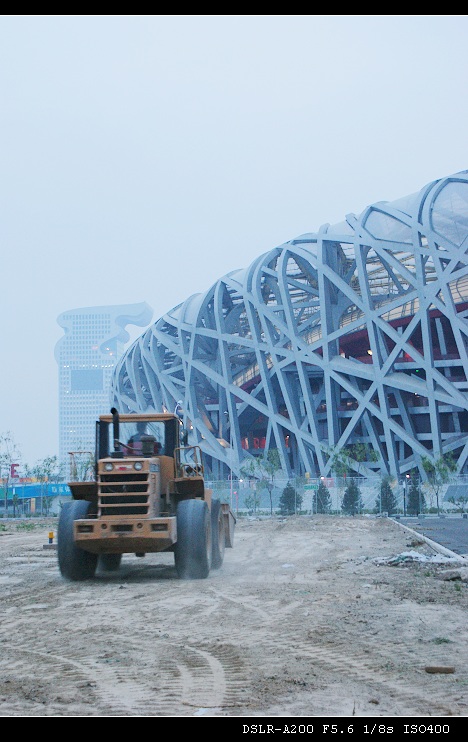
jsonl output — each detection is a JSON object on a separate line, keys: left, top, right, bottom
{"left": 239, "top": 456, "right": 259, "bottom": 484}
{"left": 329, "top": 443, "right": 378, "bottom": 478}
{"left": 244, "top": 491, "right": 261, "bottom": 516}
{"left": 68, "top": 447, "right": 95, "bottom": 481}
{"left": 240, "top": 449, "right": 283, "bottom": 516}
{"left": 422, "top": 453, "right": 457, "bottom": 515}
{"left": 278, "top": 481, "right": 302, "bottom": 515}
{"left": 375, "top": 475, "right": 397, "bottom": 515}
{"left": 447, "top": 494, "right": 468, "bottom": 513}
{"left": 329, "top": 447, "right": 351, "bottom": 479}
{"left": 0, "top": 432, "right": 21, "bottom": 516}
{"left": 328, "top": 447, "right": 351, "bottom": 510}
{"left": 352, "top": 442, "right": 380, "bottom": 473}
{"left": 341, "top": 480, "right": 363, "bottom": 516}
{"left": 29, "top": 456, "right": 63, "bottom": 516}
{"left": 315, "top": 480, "right": 331, "bottom": 514}
{"left": 407, "top": 475, "right": 425, "bottom": 515}
{"left": 260, "top": 449, "right": 282, "bottom": 515}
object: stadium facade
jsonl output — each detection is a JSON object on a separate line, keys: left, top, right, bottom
{"left": 110, "top": 170, "right": 468, "bottom": 482}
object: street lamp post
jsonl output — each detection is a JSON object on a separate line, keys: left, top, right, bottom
{"left": 224, "top": 411, "right": 233, "bottom": 508}
{"left": 403, "top": 474, "right": 409, "bottom": 516}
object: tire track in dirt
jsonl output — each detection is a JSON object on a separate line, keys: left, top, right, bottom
{"left": 0, "top": 641, "right": 248, "bottom": 716}
{"left": 0, "top": 645, "right": 178, "bottom": 716}
{"left": 229, "top": 631, "right": 465, "bottom": 717}
{"left": 208, "top": 586, "right": 273, "bottom": 622}
{"left": 172, "top": 643, "right": 247, "bottom": 713}
{"left": 0, "top": 577, "right": 67, "bottom": 615}
{"left": 298, "top": 642, "right": 464, "bottom": 716}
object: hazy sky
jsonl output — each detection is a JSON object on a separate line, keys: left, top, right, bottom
{"left": 2, "top": 14, "right": 468, "bottom": 466}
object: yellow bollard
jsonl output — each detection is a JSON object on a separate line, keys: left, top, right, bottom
{"left": 43, "top": 531, "right": 56, "bottom": 551}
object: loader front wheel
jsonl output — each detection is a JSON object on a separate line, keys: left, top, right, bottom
{"left": 211, "top": 499, "right": 226, "bottom": 570}
{"left": 58, "top": 500, "right": 98, "bottom": 581}
{"left": 174, "top": 499, "right": 212, "bottom": 579}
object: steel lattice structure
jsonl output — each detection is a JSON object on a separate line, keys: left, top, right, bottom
{"left": 110, "top": 170, "right": 468, "bottom": 480}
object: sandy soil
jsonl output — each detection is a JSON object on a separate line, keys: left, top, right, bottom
{"left": 1, "top": 515, "right": 468, "bottom": 719}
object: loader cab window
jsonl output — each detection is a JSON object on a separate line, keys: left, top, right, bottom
{"left": 127, "top": 422, "right": 149, "bottom": 448}
{"left": 124, "top": 422, "right": 164, "bottom": 456}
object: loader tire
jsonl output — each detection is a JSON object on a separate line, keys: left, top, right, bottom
{"left": 98, "top": 553, "right": 122, "bottom": 572}
{"left": 211, "top": 499, "right": 226, "bottom": 570}
{"left": 174, "top": 499, "right": 212, "bottom": 579}
{"left": 57, "top": 500, "right": 98, "bottom": 581}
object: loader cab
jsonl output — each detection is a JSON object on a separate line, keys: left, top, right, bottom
{"left": 95, "top": 413, "right": 182, "bottom": 464}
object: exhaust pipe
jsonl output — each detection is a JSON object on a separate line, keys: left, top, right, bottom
{"left": 110, "top": 407, "right": 122, "bottom": 456}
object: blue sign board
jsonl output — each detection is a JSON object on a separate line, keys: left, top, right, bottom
{"left": 10, "top": 483, "right": 71, "bottom": 499}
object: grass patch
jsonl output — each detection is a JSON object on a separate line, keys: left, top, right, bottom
{"left": 16, "top": 522, "right": 38, "bottom": 531}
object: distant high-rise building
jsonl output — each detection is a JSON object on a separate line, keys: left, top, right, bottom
{"left": 55, "top": 302, "right": 153, "bottom": 475}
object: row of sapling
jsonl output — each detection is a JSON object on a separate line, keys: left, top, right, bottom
{"left": 0, "top": 430, "right": 94, "bottom": 517}
{"left": 328, "top": 443, "right": 457, "bottom": 515}
{"left": 226, "top": 442, "right": 459, "bottom": 516}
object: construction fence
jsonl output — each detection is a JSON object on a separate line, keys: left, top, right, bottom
{"left": 2, "top": 475, "right": 468, "bottom": 519}
{"left": 205, "top": 476, "right": 468, "bottom": 516}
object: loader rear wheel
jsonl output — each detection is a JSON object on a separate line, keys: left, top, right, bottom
{"left": 211, "top": 499, "right": 225, "bottom": 570}
{"left": 57, "top": 500, "right": 98, "bottom": 581}
{"left": 174, "top": 499, "right": 212, "bottom": 579}
{"left": 98, "top": 553, "right": 122, "bottom": 572}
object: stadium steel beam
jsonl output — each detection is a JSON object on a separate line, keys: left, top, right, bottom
{"left": 111, "top": 170, "right": 468, "bottom": 482}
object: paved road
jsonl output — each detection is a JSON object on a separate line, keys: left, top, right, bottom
{"left": 395, "top": 514, "right": 468, "bottom": 558}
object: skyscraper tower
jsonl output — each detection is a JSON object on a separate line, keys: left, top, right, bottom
{"left": 55, "top": 302, "right": 152, "bottom": 476}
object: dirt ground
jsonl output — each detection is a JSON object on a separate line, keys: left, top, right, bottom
{"left": 1, "top": 514, "right": 468, "bottom": 719}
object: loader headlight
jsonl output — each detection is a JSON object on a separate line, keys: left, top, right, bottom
{"left": 134, "top": 462, "right": 143, "bottom": 471}
{"left": 104, "top": 463, "right": 113, "bottom": 471}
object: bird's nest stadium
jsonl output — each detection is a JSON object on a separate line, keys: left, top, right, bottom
{"left": 110, "top": 170, "right": 468, "bottom": 482}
